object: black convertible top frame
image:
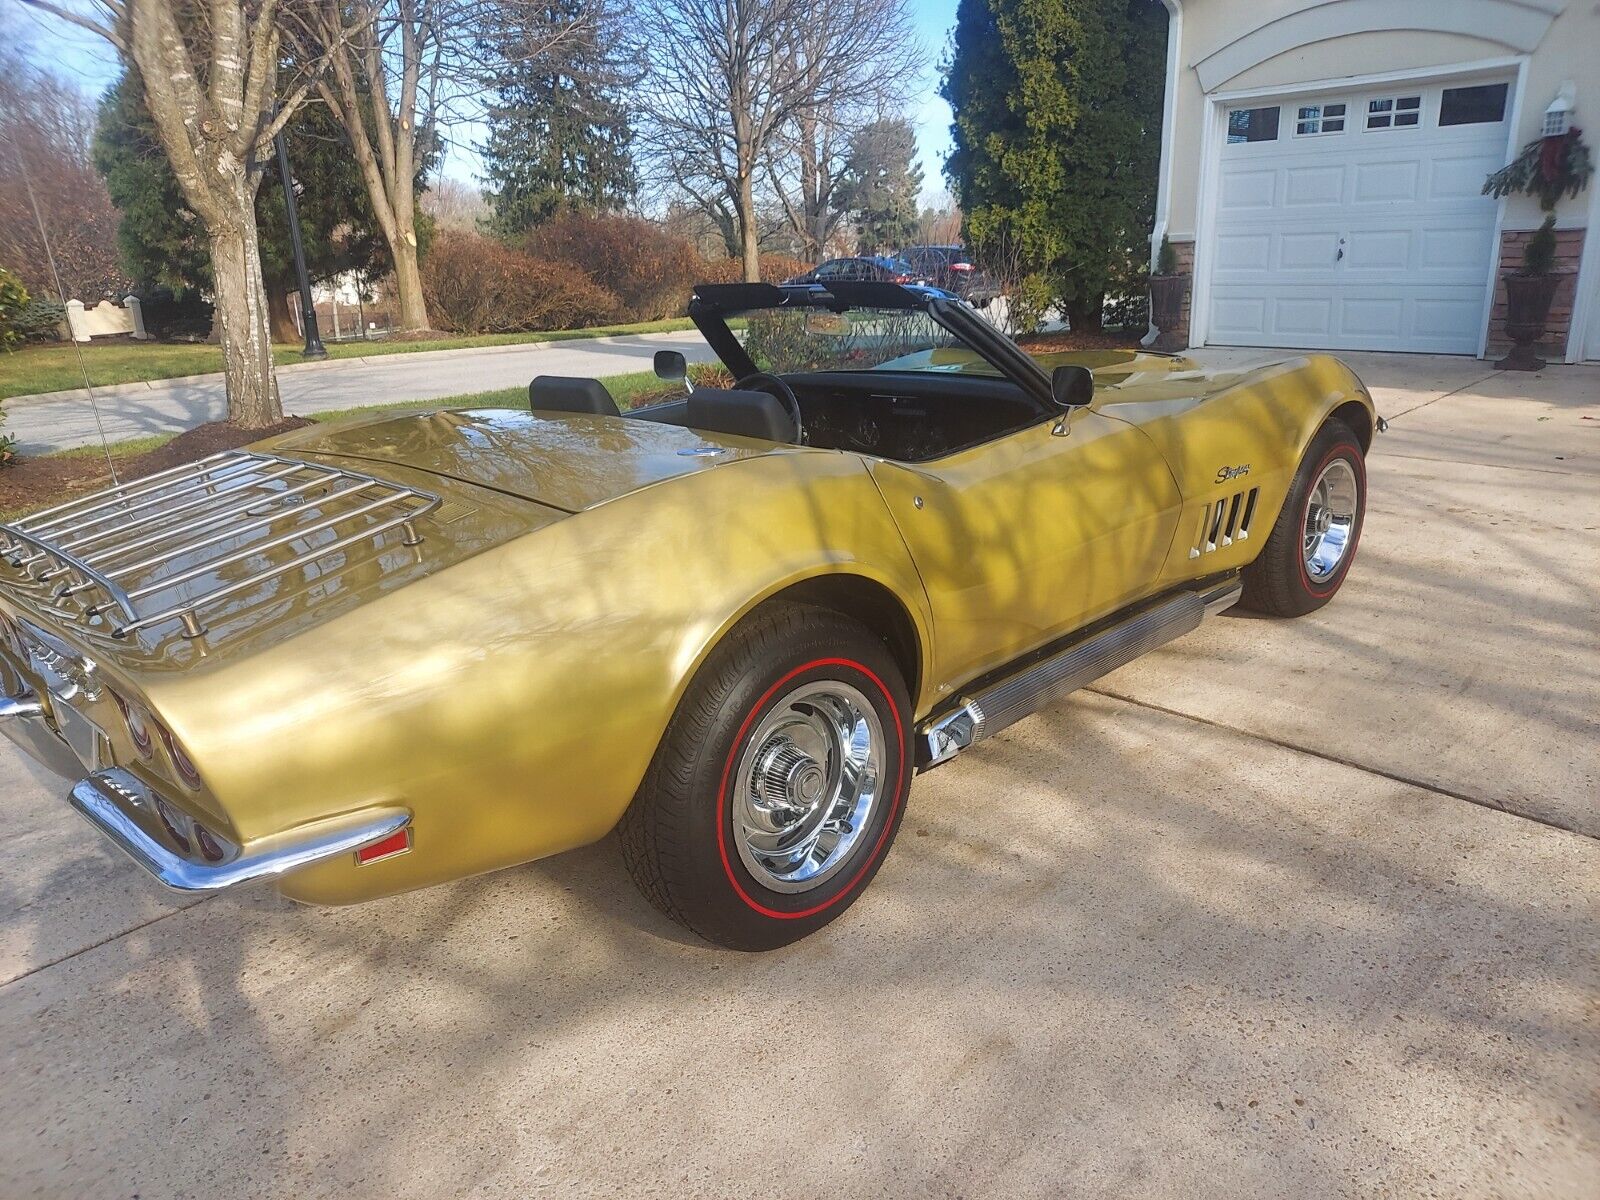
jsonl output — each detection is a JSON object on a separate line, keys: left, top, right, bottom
{"left": 686, "top": 281, "right": 1057, "bottom": 411}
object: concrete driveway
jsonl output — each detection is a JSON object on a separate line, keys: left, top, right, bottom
{"left": 1, "top": 331, "right": 718, "bottom": 455}
{"left": 1, "top": 353, "right": 1595, "bottom": 1198}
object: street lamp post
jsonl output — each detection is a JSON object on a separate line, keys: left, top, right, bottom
{"left": 272, "top": 128, "right": 327, "bottom": 360}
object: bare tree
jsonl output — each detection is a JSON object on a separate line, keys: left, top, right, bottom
{"left": 763, "top": 10, "right": 921, "bottom": 264}
{"left": 0, "top": 35, "right": 130, "bottom": 302}
{"left": 421, "top": 177, "right": 490, "bottom": 232}
{"left": 17, "top": 0, "right": 358, "bottom": 426}
{"left": 287, "top": 0, "right": 590, "bottom": 332}
{"left": 632, "top": 0, "right": 921, "bottom": 282}
{"left": 764, "top": 109, "right": 847, "bottom": 265}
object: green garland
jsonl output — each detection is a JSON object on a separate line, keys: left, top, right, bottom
{"left": 1483, "top": 127, "right": 1594, "bottom": 211}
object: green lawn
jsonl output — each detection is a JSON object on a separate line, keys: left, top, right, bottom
{"left": 0, "top": 318, "right": 697, "bottom": 402}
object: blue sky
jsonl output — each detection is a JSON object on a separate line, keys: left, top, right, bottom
{"left": 15, "top": 0, "right": 960, "bottom": 203}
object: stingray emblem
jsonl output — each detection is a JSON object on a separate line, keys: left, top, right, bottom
{"left": 1215, "top": 464, "right": 1251, "bottom": 483}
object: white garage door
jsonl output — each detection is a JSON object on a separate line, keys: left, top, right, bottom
{"left": 1208, "top": 78, "right": 1512, "bottom": 354}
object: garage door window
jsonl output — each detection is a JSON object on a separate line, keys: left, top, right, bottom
{"left": 1366, "top": 96, "right": 1421, "bottom": 130}
{"left": 1440, "top": 83, "right": 1509, "bottom": 126}
{"left": 1227, "top": 106, "right": 1280, "bottom": 143}
{"left": 1295, "top": 102, "right": 1346, "bottom": 136}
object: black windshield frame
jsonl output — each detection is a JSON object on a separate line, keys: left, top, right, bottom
{"left": 686, "top": 282, "right": 1056, "bottom": 412}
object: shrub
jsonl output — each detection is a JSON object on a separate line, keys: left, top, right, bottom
{"left": 687, "top": 361, "right": 734, "bottom": 389}
{"left": 8, "top": 298, "right": 67, "bottom": 344}
{"left": 523, "top": 213, "right": 701, "bottom": 322}
{"left": 131, "top": 286, "right": 214, "bottom": 340}
{"left": 695, "top": 254, "right": 811, "bottom": 285}
{"left": 422, "top": 230, "right": 621, "bottom": 334}
{"left": 1522, "top": 214, "right": 1558, "bottom": 276}
{"left": 1155, "top": 234, "right": 1178, "bottom": 276}
{"left": 0, "top": 268, "right": 30, "bottom": 352}
{"left": 1102, "top": 293, "right": 1149, "bottom": 331}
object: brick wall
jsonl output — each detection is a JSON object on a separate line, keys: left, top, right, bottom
{"left": 1486, "top": 226, "right": 1586, "bottom": 358}
{"left": 1156, "top": 239, "right": 1195, "bottom": 351}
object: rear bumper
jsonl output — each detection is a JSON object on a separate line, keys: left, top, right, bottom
{"left": 5, "top": 684, "right": 410, "bottom": 897}
{"left": 0, "top": 691, "right": 83, "bottom": 780}
{"left": 69, "top": 768, "right": 410, "bottom": 893}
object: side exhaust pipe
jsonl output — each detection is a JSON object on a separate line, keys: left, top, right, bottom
{"left": 917, "top": 578, "right": 1241, "bottom": 769}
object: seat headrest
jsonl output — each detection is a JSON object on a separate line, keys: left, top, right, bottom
{"left": 686, "top": 387, "right": 797, "bottom": 444}
{"left": 528, "top": 375, "right": 620, "bottom": 417}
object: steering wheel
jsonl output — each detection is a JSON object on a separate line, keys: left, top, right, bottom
{"left": 735, "top": 372, "right": 805, "bottom": 444}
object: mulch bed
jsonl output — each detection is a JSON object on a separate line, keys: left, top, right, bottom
{"left": 0, "top": 417, "right": 312, "bottom": 519}
{"left": 1016, "top": 330, "right": 1146, "bottom": 353}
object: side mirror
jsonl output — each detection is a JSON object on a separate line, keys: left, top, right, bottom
{"left": 653, "top": 350, "right": 688, "bottom": 386}
{"left": 1050, "top": 364, "right": 1094, "bottom": 409}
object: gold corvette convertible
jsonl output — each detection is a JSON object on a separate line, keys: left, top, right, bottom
{"left": 0, "top": 282, "right": 1377, "bottom": 949}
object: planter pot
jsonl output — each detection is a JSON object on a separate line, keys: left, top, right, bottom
{"left": 1495, "top": 272, "right": 1560, "bottom": 371}
{"left": 1149, "top": 273, "right": 1190, "bottom": 351}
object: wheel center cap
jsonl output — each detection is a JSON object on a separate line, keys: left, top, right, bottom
{"left": 788, "top": 760, "right": 826, "bottom": 807}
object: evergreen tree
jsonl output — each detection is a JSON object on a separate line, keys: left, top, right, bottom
{"left": 942, "top": 0, "right": 1166, "bottom": 330}
{"left": 95, "top": 73, "right": 414, "bottom": 342}
{"left": 839, "top": 119, "right": 924, "bottom": 254}
{"left": 479, "top": 0, "right": 638, "bottom": 237}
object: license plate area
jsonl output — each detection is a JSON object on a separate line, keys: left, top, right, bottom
{"left": 51, "top": 701, "right": 106, "bottom": 771}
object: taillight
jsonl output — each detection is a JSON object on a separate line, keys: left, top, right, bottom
{"left": 158, "top": 725, "right": 203, "bottom": 790}
{"left": 194, "top": 824, "right": 227, "bottom": 863}
{"left": 950, "top": 262, "right": 974, "bottom": 272}
{"left": 154, "top": 796, "right": 192, "bottom": 853}
{"left": 111, "top": 689, "right": 154, "bottom": 758}
{"left": 891, "top": 274, "right": 913, "bottom": 283}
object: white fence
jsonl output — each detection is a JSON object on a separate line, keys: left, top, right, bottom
{"left": 62, "top": 297, "right": 152, "bottom": 342}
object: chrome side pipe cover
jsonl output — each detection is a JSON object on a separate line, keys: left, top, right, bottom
{"left": 917, "top": 578, "right": 1242, "bottom": 769}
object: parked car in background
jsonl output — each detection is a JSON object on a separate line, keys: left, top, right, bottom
{"left": 899, "top": 245, "right": 1000, "bottom": 307}
{"left": 784, "top": 256, "right": 926, "bottom": 285}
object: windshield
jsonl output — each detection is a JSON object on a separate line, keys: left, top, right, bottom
{"left": 735, "top": 306, "right": 1003, "bottom": 377}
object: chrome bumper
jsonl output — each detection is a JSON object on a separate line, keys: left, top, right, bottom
{"left": 1, "top": 689, "right": 84, "bottom": 779}
{"left": 69, "top": 769, "right": 410, "bottom": 893}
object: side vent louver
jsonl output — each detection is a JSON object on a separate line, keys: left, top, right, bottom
{"left": 1190, "top": 486, "right": 1259, "bottom": 558}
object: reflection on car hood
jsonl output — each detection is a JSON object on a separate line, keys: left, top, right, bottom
{"left": 268, "top": 407, "right": 780, "bottom": 513}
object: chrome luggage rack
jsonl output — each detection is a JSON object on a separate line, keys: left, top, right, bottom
{"left": 0, "top": 451, "right": 440, "bottom": 640}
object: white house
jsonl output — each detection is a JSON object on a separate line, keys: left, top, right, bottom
{"left": 1151, "top": 0, "right": 1600, "bottom": 362}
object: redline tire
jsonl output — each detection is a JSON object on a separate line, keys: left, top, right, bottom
{"left": 619, "top": 602, "right": 912, "bottom": 950}
{"left": 1241, "top": 420, "right": 1367, "bottom": 617}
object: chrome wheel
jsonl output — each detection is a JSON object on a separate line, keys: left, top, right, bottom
{"left": 731, "top": 680, "right": 884, "bottom": 893}
{"left": 1303, "top": 458, "right": 1359, "bottom": 583}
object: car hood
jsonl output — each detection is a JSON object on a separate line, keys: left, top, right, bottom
{"left": 267, "top": 407, "right": 778, "bottom": 513}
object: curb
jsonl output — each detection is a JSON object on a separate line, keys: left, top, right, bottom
{"left": 0, "top": 329, "right": 696, "bottom": 409}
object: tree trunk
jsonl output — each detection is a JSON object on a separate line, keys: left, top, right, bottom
{"left": 207, "top": 203, "right": 282, "bottom": 429}
{"left": 1066, "top": 293, "right": 1105, "bottom": 334}
{"left": 738, "top": 170, "right": 761, "bottom": 282}
{"left": 391, "top": 234, "right": 429, "bottom": 331}
{"left": 267, "top": 286, "right": 301, "bottom": 345}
